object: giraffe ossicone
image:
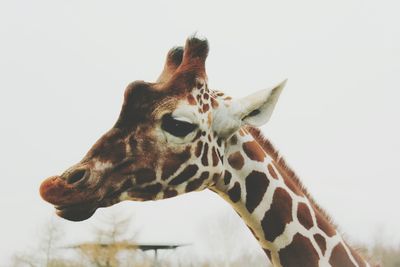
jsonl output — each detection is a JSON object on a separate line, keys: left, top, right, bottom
{"left": 40, "top": 37, "right": 374, "bottom": 267}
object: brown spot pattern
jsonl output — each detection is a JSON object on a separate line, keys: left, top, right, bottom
{"left": 211, "top": 147, "right": 219, "bottom": 166}
{"left": 267, "top": 163, "right": 278, "bottom": 179}
{"left": 229, "top": 135, "right": 238, "bottom": 145}
{"left": 329, "top": 243, "right": 356, "bottom": 267}
{"left": 169, "top": 164, "right": 199, "bottom": 185}
{"left": 313, "top": 234, "right": 326, "bottom": 255}
{"left": 228, "top": 182, "right": 241, "bottom": 203}
{"left": 216, "top": 149, "right": 223, "bottom": 163}
{"left": 227, "top": 151, "right": 244, "bottom": 170}
{"left": 297, "top": 202, "right": 314, "bottom": 230}
{"left": 129, "top": 183, "right": 162, "bottom": 200}
{"left": 134, "top": 168, "right": 156, "bottom": 184}
{"left": 192, "top": 130, "right": 202, "bottom": 141}
{"left": 164, "top": 188, "right": 178, "bottom": 198}
{"left": 217, "top": 137, "right": 223, "bottom": 147}
{"left": 187, "top": 94, "right": 197, "bottom": 105}
{"left": 261, "top": 188, "right": 293, "bottom": 242}
{"left": 224, "top": 171, "right": 232, "bottom": 185}
{"left": 161, "top": 147, "right": 191, "bottom": 180}
{"left": 186, "top": 171, "right": 209, "bottom": 192}
{"left": 243, "top": 141, "right": 266, "bottom": 162}
{"left": 195, "top": 141, "right": 203, "bottom": 157}
{"left": 279, "top": 233, "right": 319, "bottom": 267}
{"left": 201, "top": 143, "right": 209, "bottom": 166}
{"left": 245, "top": 171, "right": 269, "bottom": 213}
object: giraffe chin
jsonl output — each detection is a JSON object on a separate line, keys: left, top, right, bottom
{"left": 55, "top": 204, "right": 98, "bottom": 222}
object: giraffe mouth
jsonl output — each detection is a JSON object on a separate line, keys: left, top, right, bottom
{"left": 52, "top": 190, "right": 124, "bottom": 222}
{"left": 40, "top": 172, "right": 158, "bottom": 221}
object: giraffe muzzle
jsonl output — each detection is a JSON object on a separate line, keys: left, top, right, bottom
{"left": 39, "top": 174, "right": 101, "bottom": 221}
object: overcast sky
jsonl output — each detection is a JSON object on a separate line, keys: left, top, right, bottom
{"left": 1, "top": 0, "right": 399, "bottom": 265}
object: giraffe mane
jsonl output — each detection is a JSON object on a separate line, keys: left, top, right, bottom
{"left": 245, "top": 126, "right": 338, "bottom": 231}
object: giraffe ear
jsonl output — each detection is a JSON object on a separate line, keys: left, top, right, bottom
{"left": 213, "top": 80, "right": 286, "bottom": 138}
{"left": 238, "top": 79, "right": 286, "bottom": 127}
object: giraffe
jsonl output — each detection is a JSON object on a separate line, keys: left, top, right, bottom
{"left": 39, "top": 37, "right": 373, "bottom": 267}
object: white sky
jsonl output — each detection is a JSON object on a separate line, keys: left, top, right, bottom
{"left": 1, "top": 0, "right": 399, "bottom": 265}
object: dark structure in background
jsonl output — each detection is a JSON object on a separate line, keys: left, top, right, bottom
{"left": 65, "top": 242, "right": 189, "bottom": 267}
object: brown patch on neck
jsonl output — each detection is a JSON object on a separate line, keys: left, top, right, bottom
{"left": 242, "top": 140, "right": 266, "bottom": 162}
{"left": 329, "top": 243, "right": 356, "bottom": 267}
{"left": 245, "top": 171, "right": 270, "bottom": 213}
{"left": 261, "top": 187, "right": 293, "bottom": 242}
{"left": 228, "top": 182, "right": 241, "bottom": 203}
{"left": 227, "top": 151, "right": 244, "bottom": 170}
{"left": 201, "top": 143, "right": 209, "bottom": 166}
{"left": 195, "top": 141, "right": 203, "bottom": 158}
{"left": 279, "top": 233, "right": 319, "bottom": 267}
{"left": 211, "top": 146, "right": 219, "bottom": 166}
{"left": 223, "top": 171, "right": 232, "bottom": 185}
{"left": 313, "top": 234, "right": 326, "bottom": 255}
{"left": 186, "top": 171, "right": 209, "bottom": 192}
{"left": 297, "top": 202, "right": 314, "bottom": 230}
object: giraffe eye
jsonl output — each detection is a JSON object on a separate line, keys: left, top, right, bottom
{"left": 161, "top": 114, "right": 197, "bottom": 137}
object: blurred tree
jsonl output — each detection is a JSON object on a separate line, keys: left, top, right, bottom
{"left": 11, "top": 218, "right": 69, "bottom": 267}
{"left": 70, "top": 211, "right": 147, "bottom": 267}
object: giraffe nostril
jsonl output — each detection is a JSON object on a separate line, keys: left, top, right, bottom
{"left": 66, "top": 169, "right": 88, "bottom": 184}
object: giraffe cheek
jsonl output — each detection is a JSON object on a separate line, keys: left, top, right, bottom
{"left": 161, "top": 147, "right": 191, "bottom": 180}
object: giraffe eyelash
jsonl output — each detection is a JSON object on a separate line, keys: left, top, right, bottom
{"left": 161, "top": 113, "right": 198, "bottom": 137}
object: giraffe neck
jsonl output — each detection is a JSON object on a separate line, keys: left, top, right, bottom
{"left": 212, "top": 127, "right": 369, "bottom": 267}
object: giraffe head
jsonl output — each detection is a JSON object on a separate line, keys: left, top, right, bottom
{"left": 40, "top": 37, "right": 286, "bottom": 221}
